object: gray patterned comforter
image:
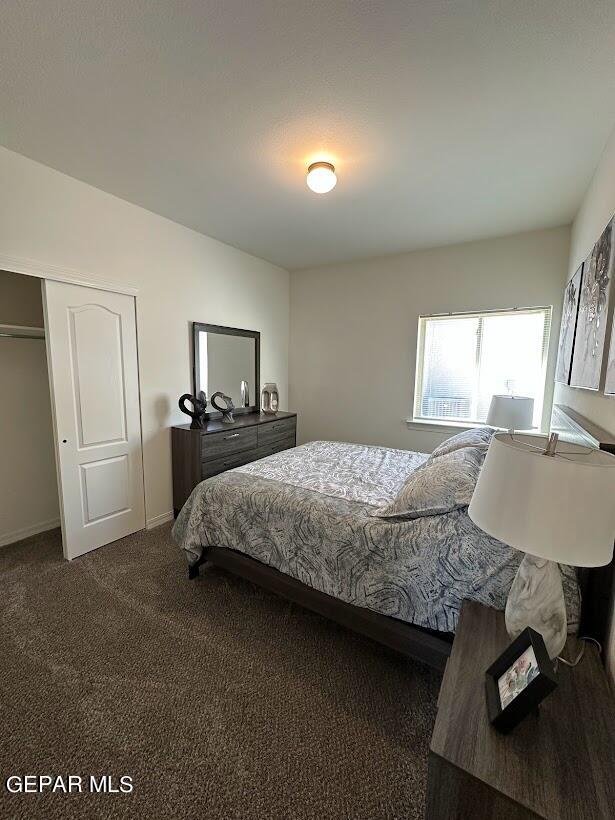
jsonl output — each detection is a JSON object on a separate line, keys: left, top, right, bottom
{"left": 172, "top": 441, "right": 580, "bottom": 634}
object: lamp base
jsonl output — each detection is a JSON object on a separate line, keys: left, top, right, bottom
{"left": 505, "top": 554, "right": 567, "bottom": 659}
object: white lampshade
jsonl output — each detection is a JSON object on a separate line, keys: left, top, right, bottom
{"left": 486, "top": 395, "right": 534, "bottom": 430}
{"left": 469, "top": 433, "right": 615, "bottom": 567}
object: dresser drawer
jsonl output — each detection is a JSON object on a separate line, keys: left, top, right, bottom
{"left": 254, "top": 434, "right": 295, "bottom": 461}
{"left": 201, "top": 448, "right": 258, "bottom": 479}
{"left": 201, "top": 426, "right": 258, "bottom": 459}
{"left": 257, "top": 417, "right": 296, "bottom": 447}
{"left": 172, "top": 414, "right": 298, "bottom": 515}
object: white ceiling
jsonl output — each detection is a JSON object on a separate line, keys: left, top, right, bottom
{"left": 2, "top": 1, "right": 615, "bottom": 270}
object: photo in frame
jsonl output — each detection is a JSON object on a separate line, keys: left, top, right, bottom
{"left": 569, "top": 215, "right": 614, "bottom": 390}
{"left": 485, "top": 627, "right": 557, "bottom": 734}
{"left": 555, "top": 263, "right": 583, "bottom": 384}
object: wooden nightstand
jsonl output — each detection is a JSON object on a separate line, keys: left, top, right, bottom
{"left": 428, "top": 601, "right": 615, "bottom": 819}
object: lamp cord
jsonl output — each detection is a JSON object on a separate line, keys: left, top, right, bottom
{"left": 557, "top": 636, "right": 602, "bottom": 668}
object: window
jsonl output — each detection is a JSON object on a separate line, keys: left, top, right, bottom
{"left": 413, "top": 307, "right": 551, "bottom": 428}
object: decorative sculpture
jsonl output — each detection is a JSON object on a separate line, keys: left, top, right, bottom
{"left": 178, "top": 391, "right": 207, "bottom": 429}
{"left": 210, "top": 392, "right": 235, "bottom": 424}
{"left": 261, "top": 382, "right": 279, "bottom": 415}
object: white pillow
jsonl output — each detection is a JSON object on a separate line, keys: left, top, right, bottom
{"left": 370, "top": 448, "right": 482, "bottom": 520}
{"left": 429, "top": 426, "right": 494, "bottom": 460}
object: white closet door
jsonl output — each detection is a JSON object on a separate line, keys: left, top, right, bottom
{"left": 43, "top": 281, "right": 145, "bottom": 559}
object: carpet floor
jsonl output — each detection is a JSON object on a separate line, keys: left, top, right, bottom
{"left": 0, "top": 524, "right": 440, "bottom": 819}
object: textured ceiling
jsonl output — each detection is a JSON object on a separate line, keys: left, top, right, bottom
{"left": 1, "top": 1, "right": 615, "bottom": 270}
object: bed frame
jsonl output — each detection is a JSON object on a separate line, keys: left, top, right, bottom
{"left": 188, "top": 405, "right": 615, "bottom": 672}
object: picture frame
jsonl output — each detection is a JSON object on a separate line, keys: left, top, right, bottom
{"left": 555, "top": 263, "right": 583, "bottom": 385}
{"left": 485, "top": 627, "right": 557, "bottom": 734}
{"left": 569, "top": 215, "right": 614, "bottom": 390}
{"left": 605, "top": 309, "right": 615, "bottom": 395}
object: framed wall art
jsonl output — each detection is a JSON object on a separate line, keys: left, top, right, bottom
{"left": 570, "top": 216, "right": 614, "bottom": 390}
{"left": 555, "top": 263, "right": 583, "bottom": 384}
{"left": 605, "top": 315, "right": 615, "bottom": 395}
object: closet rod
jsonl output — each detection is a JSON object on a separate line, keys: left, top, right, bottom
{"left": 0, "top": 332, "right": 46, "bottom": 340}
{"left": 0, "top": 324, "right": 45, "bottom": 341}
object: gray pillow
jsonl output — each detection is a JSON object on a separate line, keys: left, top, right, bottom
{"left": 370, "top": 448, "right": 482, "bottom": 520}
{"left": 429, "top": 426, "right": 494, "bottom": 460}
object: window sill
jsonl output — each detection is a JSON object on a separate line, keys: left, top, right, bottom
{"left": 405, "top": 418, "right": 485, "bottom": 433}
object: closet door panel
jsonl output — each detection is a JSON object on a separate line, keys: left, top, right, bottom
{"left": 44, "top": 281, "right": 145, "bottom": 559}
{"left": 69, "top": 304, "right": 127, "bottom": 447}
{"left": 79, "top": 455, "right": 130, "bottom": 524}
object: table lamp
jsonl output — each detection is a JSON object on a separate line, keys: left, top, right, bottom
{"left": 469, "top": 432, "right": 615, "bottom": 659}
{"left": 486, "top": 395, "right": 534, "bottom": 432}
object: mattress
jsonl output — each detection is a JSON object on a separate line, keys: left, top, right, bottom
{"left": 172, "top": 440, "right": 580, "bottom": 634}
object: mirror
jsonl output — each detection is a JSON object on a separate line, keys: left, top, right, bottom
{"left": 193, "top": 323, "right": 260, "bottom": 417}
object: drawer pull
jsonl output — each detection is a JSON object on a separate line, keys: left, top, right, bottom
{"left": 224, "top": 433, "right": 240, "bottom": 439}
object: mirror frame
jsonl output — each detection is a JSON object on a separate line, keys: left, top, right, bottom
{"left": 192, "top": 322, "right": 260, "bottom": 418}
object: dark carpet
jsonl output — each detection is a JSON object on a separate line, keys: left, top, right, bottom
{"left": 0, "top": 524, "right": 440, "bottom": 819}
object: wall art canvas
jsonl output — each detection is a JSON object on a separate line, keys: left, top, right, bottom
{"left": 555, "top": 264, "right": 583, "bottom": 384}
{"left": 605, "top": 313, "right": 615, "bottom": 395}
{"left": 570, "top": 216, "right": 614, "bottom": 390}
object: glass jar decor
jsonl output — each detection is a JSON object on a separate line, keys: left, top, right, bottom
{"left": 261, "top": 382, "right": 279, "bottom": 415}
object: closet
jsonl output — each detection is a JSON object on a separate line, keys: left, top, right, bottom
{"left": 0, "top": 271, "right": 59, "bottom": 546}
{"left": 0, "top": 269, "right": 146, "bottom": 558}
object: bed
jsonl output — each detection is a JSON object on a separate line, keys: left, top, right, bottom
{"left": 172, "top": 413, "right": 609, "bottom": 671}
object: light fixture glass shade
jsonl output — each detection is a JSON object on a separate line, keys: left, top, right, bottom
{"left": 468, "top": 433, "right": 615, "bottom": 567}
{"left": 306, "top": 161, "right": 336, "bottom": 193}
{"left": 486, "top": 395, "right": 534, "bottom": 430}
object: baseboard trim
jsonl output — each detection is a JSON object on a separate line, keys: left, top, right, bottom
{"left": 146, "top": 511, "right": 175, "bottom": 530}
{"left": 0, "top": 518, "right": 61, "bottom": 548}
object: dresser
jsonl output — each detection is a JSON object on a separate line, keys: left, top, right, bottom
{"left": 172, "top": 411, "right": 297, "bottom": 515}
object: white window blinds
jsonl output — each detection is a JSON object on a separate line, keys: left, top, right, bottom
{"left": 414, "top": 307, "right": 551, "bottom": 427}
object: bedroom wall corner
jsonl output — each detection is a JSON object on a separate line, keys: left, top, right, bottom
{"left": 552, "top": 123, "right": 615, "bottom": 687}
{"left": 0, "top": 146, "right": 290, "bottom": 531}
{"left": 553, "top": 123, "right": 615, "bottom": 439}
{"left": 289, "top": 226, "right": 571, "bottom": 453}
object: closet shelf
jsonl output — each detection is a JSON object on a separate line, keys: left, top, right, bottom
{"left": 0, "top": 323, "right": 45, "bottom": 340}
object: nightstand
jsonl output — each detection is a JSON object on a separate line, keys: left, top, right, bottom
{"left": 427, "top": 601, "right": 615, "bottom": 819}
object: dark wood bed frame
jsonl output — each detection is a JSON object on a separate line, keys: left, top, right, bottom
{"left": 187, "top": 405, "right": 615, "bottom": 672}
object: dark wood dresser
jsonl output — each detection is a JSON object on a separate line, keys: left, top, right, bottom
{"left": 428, "top": 601, "right": 615, "bottom": 819}
{"left": 172, "top": 411, "right": 297, "bottom": 515}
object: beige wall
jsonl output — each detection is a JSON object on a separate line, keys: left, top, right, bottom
{"left": 290, "top": 226, "right": 570, "bottom": 454}
{"left": 554, "top": 126, "right": 615, "bottom": 435}
{"left": 552, "top": 126, "right": 615, "bottom": 684}
{"left": 0, "top": 271, "right": 60, "bottom": 544}
{"left": 0, "top": 147, "right": 290, "bottom": 527}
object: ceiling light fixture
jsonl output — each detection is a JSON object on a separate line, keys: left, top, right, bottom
{"left": 306, "top": 161, "right": 337, "bottom": 194}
